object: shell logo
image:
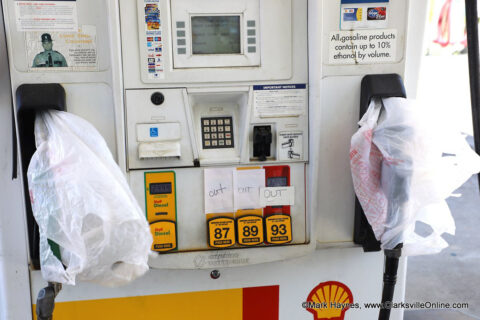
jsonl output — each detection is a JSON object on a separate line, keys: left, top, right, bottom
{"left": 305, "top": 281, "right": 354, "bottom": 320}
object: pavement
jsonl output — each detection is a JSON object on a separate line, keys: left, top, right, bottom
{"left": 404, "top": 172, "right": 480, "bottom": 320}
{"left": 403, "top": 55, "right": 480, "bottom": 320}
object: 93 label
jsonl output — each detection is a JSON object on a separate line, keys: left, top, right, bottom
{"left": 237, "top": 215, "right": 264, "bottom": 246}
{"left": 265, "top": 214, "right": 292, "bottom": 244}
{"left": 207, "top": 217, "right": 236, "bottom": 248}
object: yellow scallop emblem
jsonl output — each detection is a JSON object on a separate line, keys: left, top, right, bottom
{"left": 305, "top": 281, "right": 354, "bottom": 320}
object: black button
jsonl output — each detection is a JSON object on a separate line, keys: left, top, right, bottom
{"left": 151, "top": 92, "right": 165, "bottom": 105}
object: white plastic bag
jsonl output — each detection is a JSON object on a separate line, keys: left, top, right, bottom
{"left": 27, "top": 110, "right": 152, "bottom": 286}
{"left": 350, "top": 97, "right": 480, "bottom": 256}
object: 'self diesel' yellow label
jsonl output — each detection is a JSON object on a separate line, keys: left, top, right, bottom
{"left": 237, "top": 215, "right": 264, "bottom": 246}
{"left": 208, "top": 217, "right": 236, "bottom": 248}
{"left": 145, "top": 171, "right": 177, "bottom": 252}
{"left": 265, "top": 214, "right": 292, "bottom": 244}
{"left": 150, "top": 221, "right": 177, "bottom": 252}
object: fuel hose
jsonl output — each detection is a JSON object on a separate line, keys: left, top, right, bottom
{"left": 465, "top": 0, "right": 480, "bottom": 188}
{"left": 376, "top": 98, "right": 411, "bottom": 320}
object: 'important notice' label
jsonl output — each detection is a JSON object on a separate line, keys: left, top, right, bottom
{"left": 329, "top": 29, "right": 397, "bottom": 65}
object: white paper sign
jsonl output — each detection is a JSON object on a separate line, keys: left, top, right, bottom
{"left": 329, "top": 29, "right": 397, "bottom": 65}
{"left": 234, "top": 169, "right": 265, "bottom": 210}
{"left": 15, "top": 1, "right": 78, "bottom": 32}
{"left": 259, "top": 187, "right": 295, "bottom": 207}
{"left": 204, "top": 168, "right": 234, "bottom": 214}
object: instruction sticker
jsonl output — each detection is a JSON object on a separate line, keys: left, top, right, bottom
{"left": 15, "top": 0, "right": 78, "bottom": 32}
{"left": 26, "top": 25, "right": 97, "bottom": 71}
{"left": 279, "top": 132, "right": 303, "bottom": 161}
{"left": 144, "top": 0, "right": 164, "bottom": 79}
{"left": 329, "top": 29, "right": 397, "bottom": 65}
{"left": 253, "top": 84, "right": 307, "bottom": 118}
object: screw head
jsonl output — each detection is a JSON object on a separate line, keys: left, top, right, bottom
{"left": 210, "top": 270, "right": 220, "bottom": 279}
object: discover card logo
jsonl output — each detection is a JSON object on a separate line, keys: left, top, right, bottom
{"left": 367, "top": 7, "right": 387, "bottom": 20}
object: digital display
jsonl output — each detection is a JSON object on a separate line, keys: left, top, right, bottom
{"left": 191, "top": 16, "right": 241, "bottom": 55}
{"left": 267, "top": 177, "right": 287, "bottom": 187}
{"left": 150, "top": 182, "right": 172, "bottom": 195}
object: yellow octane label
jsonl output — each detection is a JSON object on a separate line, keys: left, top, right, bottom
{"left": 208, "top": 217, "right": 236, "bottom": 248}
{"left": 237, "top": 215, "right": 264, "bottom": 246}
{"left": 150, "top": 221, "right": 177, "bottom": 252}
{"left": 265, "top": 215, "right": 292, "bottom": 244}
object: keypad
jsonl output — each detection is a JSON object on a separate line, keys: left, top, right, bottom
{"left": 201, "top": 116, "right": 234, "bottom": 149}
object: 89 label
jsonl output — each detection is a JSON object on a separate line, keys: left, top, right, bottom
{"left": 237, "top": 216, "right": 264, "bottom": 246}
{"left": 265, "top": 214, "right": 292, "bottom": 244}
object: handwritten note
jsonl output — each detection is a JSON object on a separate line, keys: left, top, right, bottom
{"left": 204, "top": 168, "right": 234, "bottom": 214}
{"left": 259, "top": 187, "right": 295, "bottom": 207}
{"left": 234, "top": 169, "right": 265, "bottom": 210}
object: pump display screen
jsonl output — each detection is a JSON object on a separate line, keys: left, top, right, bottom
{"left": 267, "top": 177, "right": 288, "bottom": 187}
{"left": 150, "top": 182, "right": 172, "bottom": 195}
{"left": 191, "top": 16, "right": 241, "bottom": 55}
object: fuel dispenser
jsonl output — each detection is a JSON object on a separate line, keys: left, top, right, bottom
{"left": 120, "top": 0, "right": 311, "bottom": 269}
{"left": 0, "top": 1, "right": 430, "bottom": 319}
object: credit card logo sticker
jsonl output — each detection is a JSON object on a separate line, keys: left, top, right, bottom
{"left": 367, "top": 7, "right": 386, "bottom": 20}
{"left": 343, "top": 8, "right": 362, "bottom": 21}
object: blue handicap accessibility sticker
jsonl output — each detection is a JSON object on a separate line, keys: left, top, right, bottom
{"left": 150, "top": 127, "right": 158, "bottom": 137}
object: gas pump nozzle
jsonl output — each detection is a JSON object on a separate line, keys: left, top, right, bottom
{"left": 376, "top": 98, "right": 412, "bottom": 320}
{"left": 36, "top": 282, "right": 62, "bottom": 320}
{"left": 353, "top": 75, "right": 410, "bottom": 320}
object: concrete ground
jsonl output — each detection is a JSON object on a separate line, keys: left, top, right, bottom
{"left": 404, "top": 55, "right": 480, "bottom": 320}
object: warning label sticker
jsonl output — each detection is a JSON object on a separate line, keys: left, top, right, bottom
{"left": 328, "top": 29, "right": 397, "bottom": 65}
{"left": 253, "top": 84, "right": 307, "bottom": 118}
{"left": 15, "top": 0, "right": 78, "bottom": 32}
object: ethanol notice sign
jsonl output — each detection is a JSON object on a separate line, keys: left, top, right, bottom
{"left": 328, "top": 29, "right": 397, "bottom": 65}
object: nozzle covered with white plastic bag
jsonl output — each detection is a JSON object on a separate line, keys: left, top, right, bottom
{"left": 350, "top": 97, "right": 480, "bottom": 256}
{"left": 27, "top": 110, "right": 152, "bottom": 286}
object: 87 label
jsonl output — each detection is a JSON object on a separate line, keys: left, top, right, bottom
{"left": 207, "top": 217, "right": 236, "bottom": 248}
{"left": 265, "top": 214, "right": 292, "bottom": 244}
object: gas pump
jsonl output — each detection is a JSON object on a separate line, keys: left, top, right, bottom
{"left": 0, "top": 1, "right": 430, "bottom": 319}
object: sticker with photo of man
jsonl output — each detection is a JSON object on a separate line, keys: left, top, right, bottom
{"left": 26, "top": 25, "right": 98, "bottom": 71}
